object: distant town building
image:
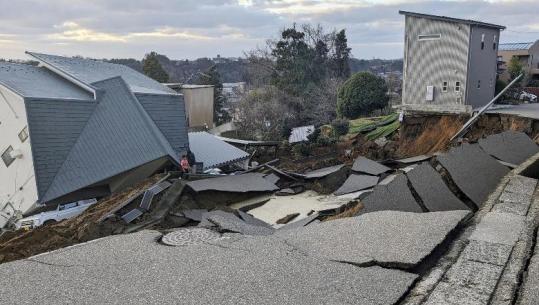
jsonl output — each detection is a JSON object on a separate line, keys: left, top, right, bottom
{"left": 498, "top": 41, "right": 539, "bottom": 82}
{"left": 400, "top": 11, "right": 505, "bottom": 113}
{"left": 165, "top": 84, "right": 214, "bottom": 129}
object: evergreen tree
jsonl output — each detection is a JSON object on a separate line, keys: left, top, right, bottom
{"left": 332, "top": 29, "right": 351, "bottom": 79}
{"left": 142, "top": 52, "right": 169, "bottom": 83}
{"left": 197, "top": 65, "right": 231, "bottom": 125}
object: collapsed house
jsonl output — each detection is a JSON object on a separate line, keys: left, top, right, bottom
{"left": 0, "top": 53, "right": 189, "bottom": 220}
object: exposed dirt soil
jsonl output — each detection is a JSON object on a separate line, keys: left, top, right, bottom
{"left": 396, "top": 114, "right": 469, "bottom": 157}
{"left": 0, "top": 175, "right": 164, "bottom": 264}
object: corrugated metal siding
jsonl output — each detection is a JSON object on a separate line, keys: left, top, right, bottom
{"left": 25, "top": 98, "right": 96, "bottom": 198}
{"left": 466, "top": 26, "right": 500, "bottom": 109}
{"left": 135, "top": 93, "right": 188, "bottom": 154}
{"left": 41, "top": 77, "right": 177, "bottom": 203}
{"left": 403, "top": 15, "right": 470, "bottom": 106}
{"left": 188, "top": 132, "right": 249, "bottom": 170}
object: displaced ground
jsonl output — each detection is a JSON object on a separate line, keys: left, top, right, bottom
{"left": 2, "top": 112, "right": 539, "bottom": 304}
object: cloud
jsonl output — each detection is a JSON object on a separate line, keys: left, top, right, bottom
{"left": 0, "top": 0, "right": 538, "bottom": 60}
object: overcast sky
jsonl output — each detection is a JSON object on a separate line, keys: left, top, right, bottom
{"left": 1, "top": 0, "right": 538, "bottom": 61}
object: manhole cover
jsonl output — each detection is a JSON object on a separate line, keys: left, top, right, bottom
{"left": 161, "top": 228, "right": 221, "bottom": 246}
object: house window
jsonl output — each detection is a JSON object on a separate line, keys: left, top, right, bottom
{"left": 442, "top": 81, "right": 448, "bottom": 92}
{"left": 481, "top": 34, "right": 485, "bottom": 50}
{"left": 477, "top": 80, "right": 481, "bottom": 89}
{"left": 455, "top": 81, "right": 461, "bottom": 92}
{"left": 493, "top": 35, "right": 497, "bottom": 50}
{"left": 418, "top": 34, "right": 441, "bottom": 41}
{"left": 18, "top": 126, "right": 28, "bottom": 143}
{"left": 1, "top": 146, "right": 15, "bottom": 168}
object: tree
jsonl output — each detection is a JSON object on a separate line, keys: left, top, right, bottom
{"left": 508, "top": 56, "right": 524, "bottom": 81}
{"left": 337, "top": 72, "right": 389, "bottom": 118}
{"left": 331, "top": 29, "right": 351, "bottom": 78}
{"left": 196, "top": 65, "right": 231, "bottom": 125}
{"left": 142, "top": 52, "right": 169, "bottom": 83}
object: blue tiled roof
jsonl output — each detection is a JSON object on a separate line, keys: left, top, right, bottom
{"left": 499, "top": 42, "right": 534, "bottom": 51}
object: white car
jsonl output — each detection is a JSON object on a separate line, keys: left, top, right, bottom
{"left": 519, "top": 91, "right": 538, "bottom": 103}
{"left": 16, "top": 199, "right": 98, "bottom": 229}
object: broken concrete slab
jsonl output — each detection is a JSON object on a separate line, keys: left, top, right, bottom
{"left": 334, "top": 174, "right": 378, "bottom": 196}
{"left": 424, "top": 281, "right": 491, "bottom": 305}
{"left": 277, "top": 213, "right": 320, "bottom": 231}
{"left": 263, "top": 173, "right": 280, "bottom": 185}
{"left": 396, "top": 155, "right": 432, "bottom": 164}
{"left": 277, "top": 210, "right": 471, "bottom": 269}
{"left": 406, "top": 162, "right": 470, "bottom": 212}
{"left": 276, "top": 213, "right": 299, "bottom": 224}
{"left": 352, "top": 156, "right": 391, "bottom": 175}
{"left": 359, "top": 174, "right": 423, "bottom": 215}
{"left": 202, "top": 211, "right": 275, "bottom": 236}
{"left": 186, "top": 173, "right": 279, "bottom": 193}
{"left": 181, "top": 209, "right": 208, "bottom": 222}
{"left": 248, "top": 191, "right": 348, "bottom": 227}
{"left": 437, "top": 144, "right": 510, "bottom": 207}
{"left": 478, "top": 131, "right": 539, "bottom": 166}
{"left": 237, "top": 210, "right": 273, "bottom": 229}
{"left": 504, "top": 175, "right": 537, "bottom": 196}
{"left": 302, "top": 164, "right": 345, "bottom": 179}
{"left": 0, "top": 230, "right": 418, "bottom": 305}
{"left": 492, "top": 202, "right": 530, "bottom": 216}
{"left": 469, "top": 212, "right": 525, "bottom": 246}
{"left": 161, "top": 228, "right": 221, "bottom": 246}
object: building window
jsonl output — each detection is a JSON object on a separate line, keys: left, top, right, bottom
{"left": 477, "top": 80, "right": 481, "bottom": 89}
{"left": 493, "top": 35, "right": 497, "bottom": 50}
{"left": 418, "top": 34, "right": 441, "bottom": 41}
{"left": 481, "top": 34, "right": 485, "bottom": 50}
{"left": 455, "top": 81, "right": 461, "bottom": 92}
{"left": 1, "top": 146, "right": 15, "bottom": 168}
{"left": 442, "top": 81, "right": 448, "bottom": 92}
{"left": 18, "top": 126, "right": 28, "bottom": 143}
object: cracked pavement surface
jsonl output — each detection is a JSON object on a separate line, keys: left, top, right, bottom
{"left": 0, "top": 210, "right": 472, "bottom": 305}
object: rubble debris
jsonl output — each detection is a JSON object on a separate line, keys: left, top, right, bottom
{"left": 228, "top": 195, "right": 272, "bottom": 211}
{"left": 352, "top": 156, "right": 391, "bottom": 175}
{"left": 248, "top": 191, "right": 348, "bottom": 227}
{"left": 478, "top": 130, "right": 539, "bottom": 165}
{"left": 275, "top": 184, "right": 305, "bottom": 196}
{"left": 406, "top": 162, "right": 471, "bottom": 212}
{"left": 359, "top": 174, "right": 423, "bottom": 215}
{"left": 277, "top": 210, "right": 471, "bottom": 269}
{"left": 437, "top": 144, "right": 510, "bottom": 207}
{"left": 186, "top": 173, "right": 279, "bottom": 193}
{"left": 334, "top": 174, "right": 378, "bottom": 196}
{"left": 288, "top": 125, "right": 315, "bottom": 143}
{"left": 161, "top": 228, "right": 221, "bottom": 246}
{"left": 277, "top": 213, "right": 320, "bottom": 230}
{"left": 121, "top": 180, "right": 173, "bottom": 223}
{"left": 276, "top": 213, "right": 300, "bottom": 224}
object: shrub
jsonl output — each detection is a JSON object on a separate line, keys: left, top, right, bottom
{"left": 292, "top": 143, "right": 312, "bottom": 157}
{"left": 331, "top": 119, "right": 350, "bottom": 136}
{"left": 307, "top": 127, "right": 321, "bottom": 143}
{"left": 337, "top": 72, "right": 389, "bottom": 118}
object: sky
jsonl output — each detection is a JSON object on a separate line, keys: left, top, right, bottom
{"left": 1, "top": 0, "right": 538, "bottom": 61}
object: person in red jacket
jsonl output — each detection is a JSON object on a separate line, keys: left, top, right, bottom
{"left": 180, "top": 154, "right": 191, "bottom": 174}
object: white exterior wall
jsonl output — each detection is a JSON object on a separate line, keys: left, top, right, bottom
{"left": 0, "top": 85, "right": 38, "bottom": 214}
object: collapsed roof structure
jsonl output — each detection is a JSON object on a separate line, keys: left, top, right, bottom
{"left": 0, "top": 53, "right": 188, "bottom": 213}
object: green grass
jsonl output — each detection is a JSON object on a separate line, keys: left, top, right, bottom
{"left": 365, "top": 119, "right": 400, "bottom": 141}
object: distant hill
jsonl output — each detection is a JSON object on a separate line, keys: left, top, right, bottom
{"left": 104, "top": 55, "right": 403, "bottom": 84}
